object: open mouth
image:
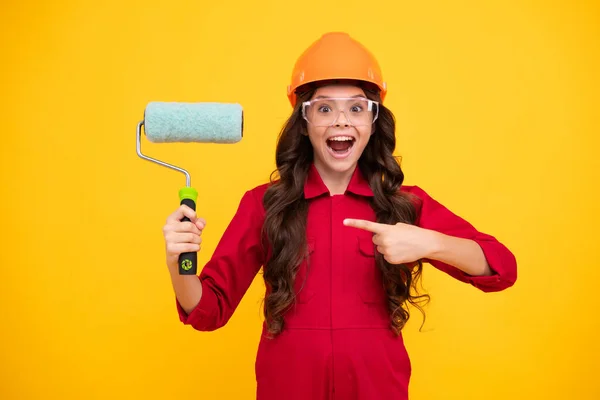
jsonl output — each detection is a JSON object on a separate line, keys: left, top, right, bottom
{"left": 326, "top": 136, "right": 355, "bottom": 158}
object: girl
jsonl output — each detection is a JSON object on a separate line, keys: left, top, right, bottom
{"left": 162, "top": 32, "right": 517, "bottom": 400}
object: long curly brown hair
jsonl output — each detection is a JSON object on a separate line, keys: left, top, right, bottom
{"left": 261, "top": 85, "right": 429, "bottom": 337}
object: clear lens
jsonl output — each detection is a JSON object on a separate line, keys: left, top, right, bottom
{"left": 302, "top": 97, "right": 379, "bottom": 127}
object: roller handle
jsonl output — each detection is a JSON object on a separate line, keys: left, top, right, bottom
{"left": 178, "top": 197, "right": 198, "bottom": 275}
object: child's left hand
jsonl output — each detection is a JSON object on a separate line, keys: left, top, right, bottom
{"left": 343, "top": 218, "right": 438, "bottom": 265}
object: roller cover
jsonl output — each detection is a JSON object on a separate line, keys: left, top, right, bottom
{"left": 144, "top": 102, "right": 243, "bottom": 143}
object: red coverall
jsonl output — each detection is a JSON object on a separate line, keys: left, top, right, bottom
{"left": 177, "top": 163, "right": 517, "bottom": 399}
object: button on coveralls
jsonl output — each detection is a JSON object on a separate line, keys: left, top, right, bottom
{"left": 177, "top": 164, "right": 517, "bottom": 399}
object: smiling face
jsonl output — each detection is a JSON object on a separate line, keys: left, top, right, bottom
{"left": 303, "top": 84, "right": 376, "bottom": 177}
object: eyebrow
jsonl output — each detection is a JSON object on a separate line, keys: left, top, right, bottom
{"left": 313, "top": 94, "right": 366, "bottom": 100}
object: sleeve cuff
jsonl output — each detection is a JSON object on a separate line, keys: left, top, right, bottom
{"left": 175, "top": 276, "right": 220, "bottom": 330}
{"left": 456, "top": 239, "right": 517, "bottom": 292}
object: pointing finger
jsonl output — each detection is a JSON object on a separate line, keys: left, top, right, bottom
{"left": 343, "top": 219, "right": 388, "bottom": 234}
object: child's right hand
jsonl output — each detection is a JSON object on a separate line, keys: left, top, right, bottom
{"left": 162, "top": 205, "right": 206, "bottom": 269}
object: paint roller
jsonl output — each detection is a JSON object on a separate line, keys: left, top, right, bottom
{"left": 136, "top": 102, "right": 243, "bottom": 275}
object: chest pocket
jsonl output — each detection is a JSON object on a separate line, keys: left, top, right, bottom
{"left": 356, "top": 236, "right": 387, "bottom": 304}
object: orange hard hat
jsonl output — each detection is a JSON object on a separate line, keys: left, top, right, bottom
{"left": 287, "top": 32, "right": 387, "bottom": 107}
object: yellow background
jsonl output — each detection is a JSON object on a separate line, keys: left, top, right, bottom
{"left": 1, "top": 0, "right": 598, "bottom": 399}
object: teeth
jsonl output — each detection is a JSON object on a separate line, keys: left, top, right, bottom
{"left": 328, "top": 136, "right": 354, "bottom": 141}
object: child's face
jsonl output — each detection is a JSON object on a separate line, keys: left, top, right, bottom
{"left": 304, "top": 84, "right": 375, "bottom": 176}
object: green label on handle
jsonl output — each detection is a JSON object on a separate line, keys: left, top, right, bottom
{"left": 181, "top": 259, "right": 193, "bottom": 271}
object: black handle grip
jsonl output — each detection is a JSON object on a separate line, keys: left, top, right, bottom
{"left": 178, "top": 197, "right": 197, "bottom": 275}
